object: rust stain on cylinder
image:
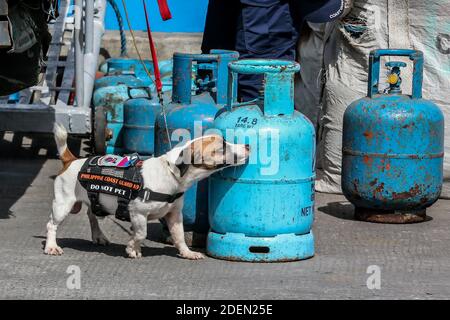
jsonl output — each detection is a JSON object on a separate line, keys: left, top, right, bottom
{"left": 363, "top": 155, "right": 373, "bottom": 165}
{"left": 392, "top": 184, "right": 421, "bottom": 200}
{"left": 363, "top": 131, "right": 374, "bottom": 139}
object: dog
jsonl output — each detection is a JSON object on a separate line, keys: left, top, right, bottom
{"left": 44, "top": 124, "right": 250, "bottom": 259}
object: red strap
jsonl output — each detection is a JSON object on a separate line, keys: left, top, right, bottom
{"left": 157, "top": 0, "right": 172, "bottom": 21}
{"left": 143, "top": 0, "right": 163, "bottom": 93}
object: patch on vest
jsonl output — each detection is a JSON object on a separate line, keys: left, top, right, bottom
{"left": 95, "top": 154, "right": 140, "bottom": 168}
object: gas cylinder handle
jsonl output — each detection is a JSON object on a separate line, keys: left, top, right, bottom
{"left": 227, "top": 59, "right": 300, "bottom": 116}
{"left": 368, "top": 49, "right": 424, "bottom": 99}
{"left": 126, "top": 85, "right": 152, "bottom": 99}
{"left": 172, "top": 51, "right": 239, "bottom": 105}
{"left": 175, "top": 50, "right": 238, "bottom": 62}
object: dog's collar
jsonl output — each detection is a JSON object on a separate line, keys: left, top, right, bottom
{"left": 176, "top": 162, "right": 232, "bottom": 177}
{"left": 137, "top": 159, "right": 184, "bottom": 203}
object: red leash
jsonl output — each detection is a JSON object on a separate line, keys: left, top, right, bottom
{"left": 142, "top": 0, "right": 163, "bottom": 96}
{"left": 157, "top": 0, "right": 172, "bottom": 21}
{"left": 141, "top": 0, "right": 172, "bottom": 148}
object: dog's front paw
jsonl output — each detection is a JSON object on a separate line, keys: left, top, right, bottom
{"left": 44, "top": 245, "right": 64, "bottom": 256}
{"left": 180, "top": 250, "right": 205, "bottom": 260}
{"left": 126, "top": 246, "right": 142, "bottom": 259}
{"left": 92, "top": 233, "right": 110, "bottom": 246}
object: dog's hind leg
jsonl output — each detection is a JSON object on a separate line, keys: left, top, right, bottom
{"left": 165, "top": 210, "right": 205, "bottom": 260}
{"left": 87, "top": 207, "right": 110, "bottom": 246}
{"left": 126, "top": 211, "right": 147, "bottom": 258}
{"left": 44, "top": 175, "right": 78, "bottom": 255}
{"left": 44, "top": 199, "right": 73, "bottom": 255}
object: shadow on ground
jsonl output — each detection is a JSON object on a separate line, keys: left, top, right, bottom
{"left": 34, "top": 218, "right": 179, "bottom": 258}
{"left": 318, "top": 200, "right": 434, "bottom": 223}
{"left": 318, "top": 201, "right": 355, "bottom": 221}
{"left": 0, "top": 132, "right": 83, "bottom": 219}
{"left": 34, "top": 235, "right": 181, "bottom": 258}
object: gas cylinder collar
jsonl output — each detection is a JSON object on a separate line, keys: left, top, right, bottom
{"left": 385, "top": 61, "right": 406, "bottom": 94}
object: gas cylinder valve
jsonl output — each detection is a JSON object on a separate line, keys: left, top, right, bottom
{"left": 385, "top": 61, "right": 406, "bottom": 94}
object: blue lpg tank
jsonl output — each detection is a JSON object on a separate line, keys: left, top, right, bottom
{"left": 98, "top": 58, "right": 173, "bottom": 92}
{"left": 155, "top": 50, "right": 239, "bottom": 239}
{"left": 208, "top": 60, "right": 316, "bottom": 262}
{"left": 94, "top": 75, "right": 145, "bottom": 92}
{"left": 123, "top": 96, "right": 161, "bottom": 155}
{"left": 93, "top": 84, "right": 149, "bottom": 154}
{"left": 342, "top": 49, "right": 444, "bottom": 223}
{"left": 93, "top": 58, "right": 172, "bottom": 155}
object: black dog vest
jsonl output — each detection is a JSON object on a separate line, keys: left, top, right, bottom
{"left": 78, "top": 154, "right": 184, "bottom": 221}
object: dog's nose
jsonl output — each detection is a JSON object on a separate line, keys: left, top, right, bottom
{"left": 245, "top": 144, "right": 250, "bottom": 152}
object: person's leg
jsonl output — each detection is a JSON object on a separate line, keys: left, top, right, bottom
{"left": 294, "top": 22, "right": 327, "bottom": 129}
{"left": 201, "top": 0, "right": 240, "bottom": 54}
{"left": 235, "top": 1, "right": 299, "bottom": 102}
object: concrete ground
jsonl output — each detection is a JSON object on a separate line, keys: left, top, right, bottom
{"left": 0, "top": 133, "right": 450, "bottom": 300}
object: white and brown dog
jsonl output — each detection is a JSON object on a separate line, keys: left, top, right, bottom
{"left": 45, "top": 124, "right": 249, "bottom": 259}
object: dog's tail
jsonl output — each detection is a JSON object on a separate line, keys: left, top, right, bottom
{"left": 54, "top": 123, "right": 77, "bottom": 169}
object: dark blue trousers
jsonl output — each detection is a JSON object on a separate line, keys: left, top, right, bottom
{"left": 202, "top": 0, "right": 345, "bottom": 102}
{"left": 235, "top": 0, "right": 299, "bottom": 101}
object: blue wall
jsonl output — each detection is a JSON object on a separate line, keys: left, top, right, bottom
{"left": 105, "top": 0, "right": 208, "bottom": 32}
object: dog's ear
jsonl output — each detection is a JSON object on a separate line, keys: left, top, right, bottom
{"left": 166, "top": 139, "right": 195, "bottom": 177}
{"left": 165, "top": 135, "right": 225, "bottom": 176}
{"left": 194, "top": 135, "right": 225, "bottom": 167}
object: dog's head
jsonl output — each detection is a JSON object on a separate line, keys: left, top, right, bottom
{"left": 166, "top": 135, "right": 250, "bottom": 185}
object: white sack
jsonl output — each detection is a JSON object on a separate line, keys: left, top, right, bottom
{"left": 295, "top": 22, "right": 327, "bottom": 131}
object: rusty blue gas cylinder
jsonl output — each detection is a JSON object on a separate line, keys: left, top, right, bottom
{"left": 155, "top": 50, "right": 239, "bottom": 244}
{"left": 342, "top": 49, "right": 444, "bottom": 223}
{"left": 208, "top": 60, "right": 316, "bottom": 262}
